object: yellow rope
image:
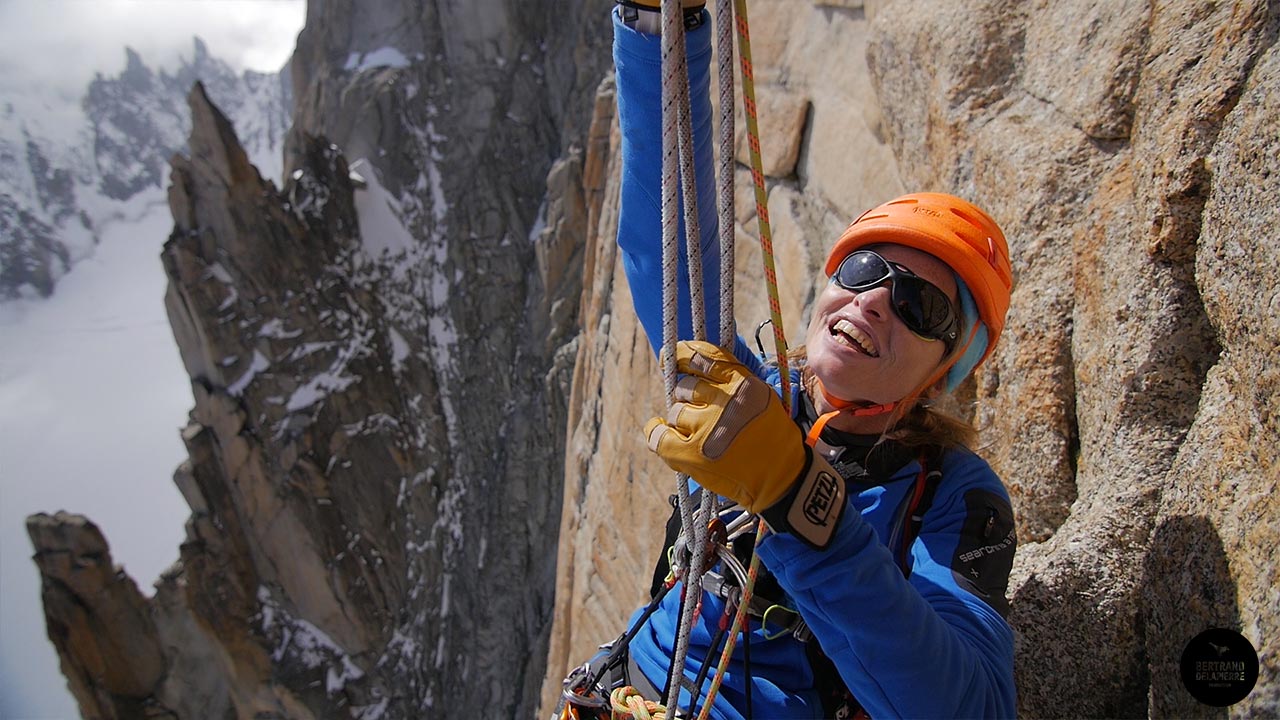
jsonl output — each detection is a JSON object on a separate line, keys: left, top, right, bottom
{"left": 734, "top": 0, "right": 791, "bottom": 414}
{"left": 610, "top": 686, "right": 669, "bottom": 720}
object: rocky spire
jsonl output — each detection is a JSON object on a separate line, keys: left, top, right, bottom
{"left": 26, "top": 512, "right": 175, "bottom": 719}
{"left": 29, "top": 0, "right": 612, "bottom": 714}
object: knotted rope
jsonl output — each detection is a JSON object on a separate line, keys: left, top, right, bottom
{"left": 611, "top": 686, "right": 670, "bottom": 720}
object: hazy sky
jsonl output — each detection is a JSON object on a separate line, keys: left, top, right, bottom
{"left": 0, "top": 3, "right": 305, "bottom": 717}
{"left": 0, "top": 0, "right": 304, "bottom": 91}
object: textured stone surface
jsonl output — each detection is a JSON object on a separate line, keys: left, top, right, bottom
{"left": 870, "top": 0, "right": 1279, "bottom": 715}
{"left": 26, "top": 512, "right": 176, "bottom": 719}
{"left": 734, "top": 83, "right": 808, "bottom": 178}
{"left": 538, "top": 78, "right": 673, "bottom": 715}
{"left": 544, "top": 0, "right": 1279, "bottom": 718}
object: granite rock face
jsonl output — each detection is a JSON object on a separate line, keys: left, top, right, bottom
{"left": 867, "top": 1, "right": 1277, "bottom": 715}
{"left": 26, "top": 513, "right": 176, "bottom": 719}
{"left": 542, "top": 1, "right": 1278, "bottom": 717}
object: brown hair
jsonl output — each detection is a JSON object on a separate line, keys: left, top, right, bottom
{"left": 787, "top": 345, "right": 978, "bottom": 451}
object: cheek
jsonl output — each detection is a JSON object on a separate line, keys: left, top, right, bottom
{"left": 804, "top": 312, "right": 825, "bottom": 346}
{"left": 805, "top": 290, "right": 839, "bottom": 345}
{"left": 905, "top": 337, "right": 948, "bottom": 380}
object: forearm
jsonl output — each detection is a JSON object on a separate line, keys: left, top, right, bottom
{"left": 613, "top": 8, "right": 727, "bottom": 353}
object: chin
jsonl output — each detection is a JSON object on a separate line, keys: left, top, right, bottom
{"left": 808, "top": 353, "right": 903, "bottom": 406}
{"left": 809, "top": 356, "right": 866, "bottom": 404}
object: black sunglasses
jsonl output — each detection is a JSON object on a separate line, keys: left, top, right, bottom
{"left": 832, "top": 250, "right": 959, "bottom": 348}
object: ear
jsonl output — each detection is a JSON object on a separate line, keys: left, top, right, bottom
{"left": 925, "top": 374, "right": 948, "bottom": 398}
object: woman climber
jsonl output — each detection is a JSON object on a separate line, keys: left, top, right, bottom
{"left": 560, "top": 2, "right": 1018, "bottom": 718}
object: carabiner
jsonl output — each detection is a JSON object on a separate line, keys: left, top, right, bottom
{"left": 754, "top": 318, "right": 774, "bottom": 364}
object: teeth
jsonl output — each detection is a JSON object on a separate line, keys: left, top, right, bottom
{"left": 833, "top": 319, "right": 878, "bottom": 356}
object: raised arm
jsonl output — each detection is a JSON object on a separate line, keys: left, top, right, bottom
{"left": 613, "top": 7, "right": 728, "bottom": 353}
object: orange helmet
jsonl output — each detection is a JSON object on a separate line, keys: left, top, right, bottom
{"left": 824, "top": 193, "right": 1013, "bottom": 388}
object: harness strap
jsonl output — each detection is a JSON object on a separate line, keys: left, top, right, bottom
{"left": 900, "top": 450, "right": 944, "bottom": 576}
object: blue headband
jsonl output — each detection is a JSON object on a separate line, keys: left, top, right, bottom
{"left": 946, "top": 277, "right": 989, "bottom": 392}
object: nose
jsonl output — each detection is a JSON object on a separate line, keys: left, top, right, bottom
{"left": 852, "top": 284, "right": 893, "bottom": 324}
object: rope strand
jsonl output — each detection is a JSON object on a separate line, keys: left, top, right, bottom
{"left": 695, "top": 0, "right": 787, "bottom": 714}
{"left": 715, "top": 0, "right": 737, "bottom": 348}
{"left": 653, "top": 0, "right": 790, "bottom": 716}
{"left": 733, "top": 0, "right": 791, "bottom": 413}
{"left": 660, "top": 0, "right": 711, "bottom": 713}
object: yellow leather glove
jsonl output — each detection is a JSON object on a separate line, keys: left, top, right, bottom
{"left": 644, "top": 341, "right": 846, "bottom": 548}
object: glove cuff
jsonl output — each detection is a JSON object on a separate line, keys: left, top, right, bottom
{"left": 760, "top": 447, "right": 846, "bottom": 550}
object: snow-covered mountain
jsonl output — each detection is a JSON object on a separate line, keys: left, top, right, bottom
{"left": 0, "top": 37, "right": 290, "bottom": 299}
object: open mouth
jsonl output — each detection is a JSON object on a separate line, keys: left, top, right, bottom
{"left": 831, "top": 318, "right": 878, "bottom": 357}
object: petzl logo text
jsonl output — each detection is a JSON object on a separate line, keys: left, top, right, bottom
{"left": 802, "top": 471, "right": 839, "bottom": 526}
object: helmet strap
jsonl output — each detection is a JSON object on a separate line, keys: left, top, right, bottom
{"left": 805, "top": 378, "right": 898, "bottom": 447}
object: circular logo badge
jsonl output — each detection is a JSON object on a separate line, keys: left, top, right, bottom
{"left": 1180, "top": 628, "right": 1259, "bottom": 707}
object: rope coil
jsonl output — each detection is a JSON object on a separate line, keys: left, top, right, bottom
{"left": 612, "top": 686, "right": 670, "bottom": 720}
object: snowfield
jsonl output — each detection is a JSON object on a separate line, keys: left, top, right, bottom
{"left": 0, "top": 194, "right": 192, "bottom": 718}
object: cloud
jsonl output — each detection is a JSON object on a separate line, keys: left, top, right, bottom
{"left": 0, "top": 0, "right": 305, "bottom": 106}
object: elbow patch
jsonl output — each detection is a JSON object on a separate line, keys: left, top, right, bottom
{"left": 950, "top": 489, "right": 1016, "bottom": 618}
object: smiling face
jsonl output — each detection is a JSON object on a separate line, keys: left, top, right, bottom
{"left": 804, "top": 244, "right": 959, "bottom": 407}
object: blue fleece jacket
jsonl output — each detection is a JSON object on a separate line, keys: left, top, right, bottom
{"left": 613, "top": 10, "right": 1017, "bottom": 719}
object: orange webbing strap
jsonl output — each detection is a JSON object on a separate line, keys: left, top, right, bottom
{"left": 805, "top": 400, "right": 899, "bottom": 448}
{"left": 805, "top": 410, "right": 840, "bottom": 448}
